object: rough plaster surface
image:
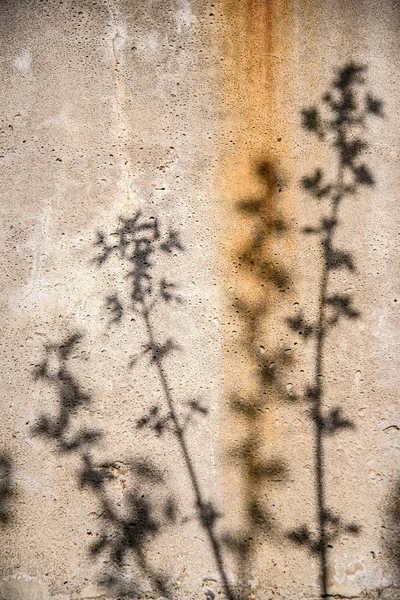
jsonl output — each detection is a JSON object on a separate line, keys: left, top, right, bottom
{"left": 0, "top": 1, "right": 399, "bottom": 599}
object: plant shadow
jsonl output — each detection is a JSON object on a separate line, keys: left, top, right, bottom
{"left": 31, "top": 62, "right": 384, "bottom": 600}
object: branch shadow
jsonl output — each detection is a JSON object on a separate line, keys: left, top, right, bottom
{"left": 221, "top": 160, "right": 295, "bottom": 596}
{"left": 32, "top": 332, "right": 175, "bottom": 598}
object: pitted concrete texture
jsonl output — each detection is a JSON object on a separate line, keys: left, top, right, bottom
{"left": 1, "top": 1, "right": 400, "bottom": 599}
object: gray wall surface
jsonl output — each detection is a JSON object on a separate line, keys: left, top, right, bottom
{"left": 0, "top": 1, "right": 399, "bottom": 599}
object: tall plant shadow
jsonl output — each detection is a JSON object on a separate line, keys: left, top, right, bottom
{"left": 94, "top": 213, "right": 236, "bottom": 600}
{"left": 287, "top": 63, "right": 383, "bottom": 597}
{"left": 222, "top": 160, "right": 295, "bottom": 595}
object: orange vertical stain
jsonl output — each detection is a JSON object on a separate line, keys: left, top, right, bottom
{"left": 214, "top": 0, "right": 300, "bottom": 593}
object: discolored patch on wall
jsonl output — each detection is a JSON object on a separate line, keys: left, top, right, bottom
{"left": 213, "top": 0, "right": 306, "bottom": 594}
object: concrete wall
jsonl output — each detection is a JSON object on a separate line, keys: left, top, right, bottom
{"left": 0, "top": 1, "right": 399, "bottom": 599}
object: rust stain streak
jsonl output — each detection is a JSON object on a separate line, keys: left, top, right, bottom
{"left": 213, "top": 0, "right": 300, "bottom": 593}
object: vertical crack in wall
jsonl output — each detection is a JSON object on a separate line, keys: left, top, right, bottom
{"left": 105, "top": 0, "right": 132, "bottom": 207}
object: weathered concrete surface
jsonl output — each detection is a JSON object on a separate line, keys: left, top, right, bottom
{"left": 0, "top": 1, "right": 400, "bottom": 599}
